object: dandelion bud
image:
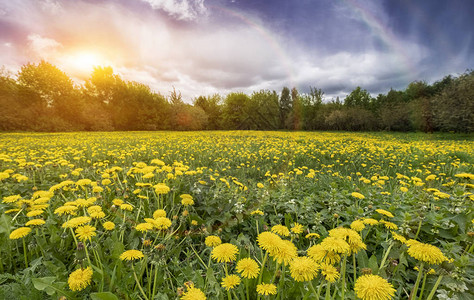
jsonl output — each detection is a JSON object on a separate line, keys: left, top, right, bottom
{"left": 155, "top": 244, "right": 165, "bottom": 251}
{"left": 361, "top": 268, "right": 372, "bottom": 275}
{"left": 75, "top": 242, "right": 86, "bottom": 263}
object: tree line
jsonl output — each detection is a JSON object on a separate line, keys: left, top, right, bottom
{"left": 1, "top": 61, "right": 472, "bottom": 132}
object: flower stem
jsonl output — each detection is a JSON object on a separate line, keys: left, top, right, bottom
{"left": 410, "top": 263, "right": 424, "bottom": 300}
{"left": 414, "top": 218, "right": 423, "bottom": 240}
{"left": 353, "top": 254, "right": 357, "bottom": 283}
{"left": 132, "top": 264, "right": 149, "bottom": 300}
{"left": 257, "top": 252, "right": 268, "bottom": 285}
{"left": 325, "top": 282, "right": 331, "bottom": 300}
{"left": 22, "top": 238, "right": 28, "bottom": 268}
{"left": 379, "top": 242, "right": 394, "bottom": 272}
{"left": 246, "top": 278, "right": 250, "bottom": 300}
{"left": 426, "top": 274, "right": 443, "bottom": 300}
{"left": 418, "top": 272, "right": 428, "bottom": 300}
{"left": 309, "top": 281, "right": 318, "bottom": 298}
{"left": 340, "top": 255, "right": 347, "bottom": 299}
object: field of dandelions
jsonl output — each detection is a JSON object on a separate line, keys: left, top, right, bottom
{"left": 0, "top": 131, "right": 473, "bottom": 300}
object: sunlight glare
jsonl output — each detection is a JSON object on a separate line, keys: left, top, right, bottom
{"left": 68, "top": 51, "right": 103, "bottom": 73}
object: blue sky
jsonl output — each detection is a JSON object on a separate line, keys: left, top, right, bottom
{"left": 0, "top": 0, "right": 472, "bottom": 101}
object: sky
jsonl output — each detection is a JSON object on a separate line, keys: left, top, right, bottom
{"left": 0, "top": 0, "right": 473, "bottom": 101}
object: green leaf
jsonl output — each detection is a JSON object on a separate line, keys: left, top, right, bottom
{"left": 31, "top": 277, "right": 67, "bottom": 297}
{"left": 90, "top": 292, "right": 120, "bottom": 300}
{"left": 368, "top": 255, "right": 379, "bottom": 274}
{"left": 0, "top": 214, "right": 12, "bottom": 235}
{"left": 154, "top": 292, "right": 170, "bottom": 300}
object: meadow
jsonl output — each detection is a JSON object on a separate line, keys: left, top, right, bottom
{"left": 0, "top": 131, "right": 472, "bottom": 300}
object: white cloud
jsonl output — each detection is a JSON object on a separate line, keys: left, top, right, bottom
{"left": 140, "top": 0, "right": 207, "bottom": 21}
{"left": 40, "top": 0, "right": 62, "bottom": 14}
{"left": 27, "top": 34, "right": 62, "bottom": 59}
{"left": 0, "top": 0, "right": 453, "bottom": 102}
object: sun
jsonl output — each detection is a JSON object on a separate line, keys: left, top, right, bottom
{"left": 70, "top": 52, "right": 103, "bottom": 71}
{"left": 59, "top": 50, "right": 108, "bottom": 77}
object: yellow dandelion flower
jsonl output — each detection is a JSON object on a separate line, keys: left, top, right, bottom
{"left": 257, "top": 232, "right": 283, "bottom": 255}
{"left": 454, "top": 173, "right": 474, "bottom": 180}
{"left": 153, "top": 209, "right": 167, "bottom": 218}
{"left": 75, "top": 225, "right": 96, "bottom": 241}
{"left": 329, "top": 227, "right": 362, "bottom": 246}
{"left": 74, "top": 197, "right": 96, "bottom": 208}
{"left": 256, "top": 283, "right": 277, "bottom": 296}
{"left": 380, "top": 220, "right": 398, "bottom": 230}
{"left": 155, "top": 217, "right": 172, "bottom": 230}
{"left": 136, "top": 223, "right": 154, "bottom": 232}
{"left": 103, "top": 221, "right": 115, "bottom": 231}
{"left": 180, "top": 194, "right": 194, "bottom": 206}
{"left": 3, "top": 195, "right": 22, "bottom": 203}
{"left": 406, "top": 240, "right": 448, "bottom": 265}
{"left": 221, "top": 274, "right": 241, "bottom": 290}
{"left": 120, "top": 203, "right": 133, "bottom": 211}
{"left": 26, "top": 210, "right": 44, "bottom": 217}
{"left": 291, "top": 223, "right": 304, "bottom": 234}
{"left": 305, "top": 232, "right": 321, "bottom": 239}
{"left": 363, "top": 218, "right": 379, "bottom": 226}
{"left": 352, "top": 192, "right": 365, "bottom": 199}
{"left": 400, "top": 186, "right": 408, "bottom": 193}
{"left": 375, "top": 209, "right": 394, "bottom": 218}
{"left": 154, "top": 183, "right": 170, "bottom": 194}
{"left": 25, "top": 219, "right": 45, "bottom": 226}
{"left": 354, "top": 274, "right": 396, "bottom": 300}
{"left": 320, "top": 236, "right": 350, "bottom": 255}
{"left": 180, "top": 283, "right": 207, "bottom": 300}
{"left": 112, "top": 199, "right": 124, "bottom": 206}
{"left": 272, "top": 239, "right": 298, "bottom": 266}
{"left": 271, "top": 224, "right": 290, "bottom": 237}
{"left": 120, "top": 249, "right": 144, "bottom": 261}
{"left": 351, "top": 220, "right": 366, "bottom": 232}
{"left": 205, "top": 236, "right": 222, "bottom": 248}
{"left": 251, "top": 209, "right": 264, "bottom": 216}
{"left": 391, "top": 232, "right": 407, "bottom": 244}
{"left": 257, "top": 183, "right": 264, "bottom": 188}
{"left": 307, "top": 244, "right": 341, "bottom": 265}
{"left": 236, "top": 258, "right": 260, "bottom": 279}
{"left": 88, "top": 205, "right": 105, "bottom": 219}
{"left": 320, "top": 263, "right": 340, "bottom": 282}
{"left": 211, "top": 243, "right": 239, "bottom": 263}
{"left": 62, "top": 216, "right": 91, "bottom": 229}
{"left": 54, "top": 205, "right": 78, "bottom": 216}
{"left": 9, "top": 227, "right": 32, "bottom": 239}
{"left": 68, "top": 267, "right": 93, "bottom": 291}
{"left": 76, "top": 179, "right": 92, "bottom": 186}
{"left": 289, "top": 256, "right": 319, "bottom": 282}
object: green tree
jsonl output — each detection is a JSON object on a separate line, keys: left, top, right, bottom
{"left": 194, "top": 94, "right": 223, "bottom": 129}
{"left": 432, "top": 71, "right": 474, "bottom": 132}
{"left": 222, "top": 92, "right": 250, "bottom": 129}
{"left": 279, "top": 87, "right": 292, "bottom": 129}
{"left": 301, "top": 87, "right": 324, "bottom": 130}
{"left": 17, "top": 61, "right": 82, "bottom": 130}
{"left": 344, "top": 86, "right": 372, "bottom": 110}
